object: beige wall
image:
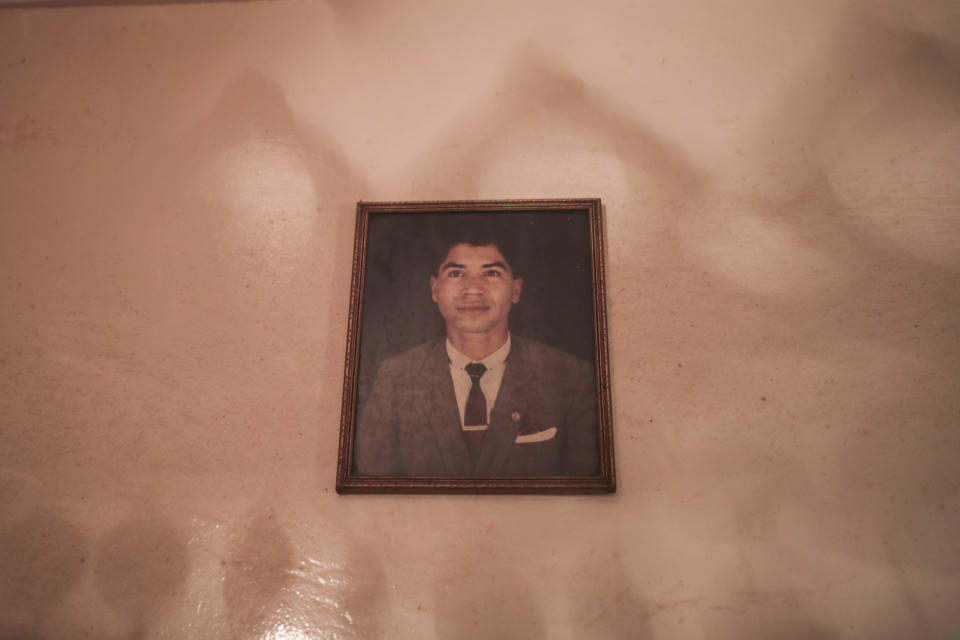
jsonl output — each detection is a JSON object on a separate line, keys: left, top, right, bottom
{"left": 2, "top": 1, "right": 959, "bottom": 638}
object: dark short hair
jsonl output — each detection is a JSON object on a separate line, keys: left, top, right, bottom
{"left": 430, "top": 222, "right": 523, "bottom": 278}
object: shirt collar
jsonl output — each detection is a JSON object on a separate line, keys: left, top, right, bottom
{"left": 446, "top": 333, "right": 512, "bottom": 371}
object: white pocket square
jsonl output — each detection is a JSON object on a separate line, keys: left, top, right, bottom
{"left": 514, "top": 427, "right": 557, "bottom": 444}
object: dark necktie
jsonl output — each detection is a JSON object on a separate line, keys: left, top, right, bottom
{"left": 463, "top": 362, "right": 487, "bottom": 463}
{"left": 464, "top": 362, "right": 488, "bottom": 427}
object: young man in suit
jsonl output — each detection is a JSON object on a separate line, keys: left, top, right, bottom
{"left": 353, "top": 231, "right": 600, "bottom": 478}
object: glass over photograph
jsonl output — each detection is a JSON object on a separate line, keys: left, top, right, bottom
{"left": 336, "top": 199, "right": 614, "bottom": 494}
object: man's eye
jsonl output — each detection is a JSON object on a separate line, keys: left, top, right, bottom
{"left": 448, "top": 270, "right": 464, "bottom": 278}
{"left": 485, "top": 270, "right": 502, "bottom": 277}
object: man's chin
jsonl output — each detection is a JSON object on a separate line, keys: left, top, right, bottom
{"left": 448, "top": 315, "right": 502, "bottom": 334}
{"left": 451, "top": 322, "right": 493, "bottom": 334}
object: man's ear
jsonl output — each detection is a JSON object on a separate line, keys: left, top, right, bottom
{"left": 512, "top": 277, "right": 523, "bottom": 303}
{"left": 430, "top": 275, "right": 439, "bottom": 302}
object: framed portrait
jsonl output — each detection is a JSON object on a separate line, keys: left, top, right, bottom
{"left": 335, "top": 199, "right": 615, "bottom": 494}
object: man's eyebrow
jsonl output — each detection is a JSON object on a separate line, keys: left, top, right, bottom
{"left": 439, "top": 262, "right": 466, "bottom": 271}
{"left": 482, "top": 262, "right": 508, "bottom": 270}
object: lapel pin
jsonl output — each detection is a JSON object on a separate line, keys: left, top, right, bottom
{"left": 511, "top": 411, "right": 522, "bottom": 422}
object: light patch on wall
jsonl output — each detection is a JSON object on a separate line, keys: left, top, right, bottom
{"left": 260, "top": 622, "right": 313, "bottom": 640}
{"left": 189, "top": 138, "right": 318, "bottom": 270}
{"left": 474, "top": 129, "right": 630, "bottom": 200}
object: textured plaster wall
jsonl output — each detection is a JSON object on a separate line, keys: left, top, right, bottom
{"left": 1, "top": 1, "right": 959, "bottom": 638}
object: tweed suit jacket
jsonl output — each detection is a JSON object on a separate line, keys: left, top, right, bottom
{"left": 353, "top": 334, "right": 600, "bottom": 477}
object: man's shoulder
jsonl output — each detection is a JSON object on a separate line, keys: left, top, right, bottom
{"left": 512, "top": 334, "right": 592, "bottom": 373}
{"left": 377, "top": 338, "right": 444, "bottom": 370}
{"left": 376, "top": 335, "right": 593, "bottom": 374}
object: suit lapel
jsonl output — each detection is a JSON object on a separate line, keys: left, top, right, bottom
{"left": 474, "top": 337, "right": 534, "bottom": 476}
{"left": 417, "top": 339, "right": 473, "bottom": 475}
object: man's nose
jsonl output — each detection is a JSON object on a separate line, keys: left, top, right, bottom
{"left": 460, "top": 273, "right": 486, "bottom": 291}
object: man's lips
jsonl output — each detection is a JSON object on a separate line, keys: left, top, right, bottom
{"left": 456, "top": 305, "right": 490, "bottom": 313}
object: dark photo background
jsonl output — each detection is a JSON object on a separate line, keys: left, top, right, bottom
{"left": 354, "top": 209, "right": 598, "bottom": 416}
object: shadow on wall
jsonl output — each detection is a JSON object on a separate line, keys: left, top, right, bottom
{"left": 1, "top": 3, "right": 958, "bottom": 638}
{"left": 221, "top": 505, "right": 387, "bottom": 639}
{"left": 222, "top": 509, "right": 294, "bottom": 639}
{"left": 685, "top": 8, "right": 959, "bottom": 635}
{"left": 328, "top": 531, "right": 389, "bottom": 640}
{"left": 154, "top": 69, "right": 366, "bottom": 337}
{"left": 800, "top": 9, "right": 960, "bottom": 580}
{"left": 93, "top": 511, "right": 190, "bottom": 639}
{"left": 406, "top": 45, "right": 703, "bottom": 203}
{"left": 0, "top": 62, "right": 370, "bottom": 514}
{"left": 704, "top": 614, "right": 836, "bottom": 640}
{"left": 394, "top": 10, "right": 960, "bottom": 634}
{"left": 1, "top": 62, "right": 375, "bottom": 638}
{"left": 58, "top": 68, "right": 371, "bottom": 489}
{"left": 325, "top": 0, "right": 388, "bottom": 32}
{"left": 702, "top": 533, "right": 841, "bottom": 639}
{"left": 0, "top": 505, "right": 388, "bottom": 640}
{"left": 398, "top": 16, "right": 959, "bottom": 386}
{"left": 727, "top": 0, "right": 960, "bottom": 571}
{"left": 567, "top": 544, "right": 654, "bottom": 639}
{"left": 678, "top": 10, "right": 959, "bottom": 635}
{"left": 0, "top": 511, "right": 87, "bottom": 638}
{"left": 433, "top": 542, "right": 546, "bottom": 639}
{"left": 157, "top": 70, "right": 368, "bottom": 479}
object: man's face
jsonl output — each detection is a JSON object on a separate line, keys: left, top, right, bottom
{"left": 430, "top": 243, "right": 523, "bottom": 337}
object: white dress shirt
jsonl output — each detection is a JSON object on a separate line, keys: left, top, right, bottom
{"left": 446, "top": 334, "right": 511, "bottom": 430}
